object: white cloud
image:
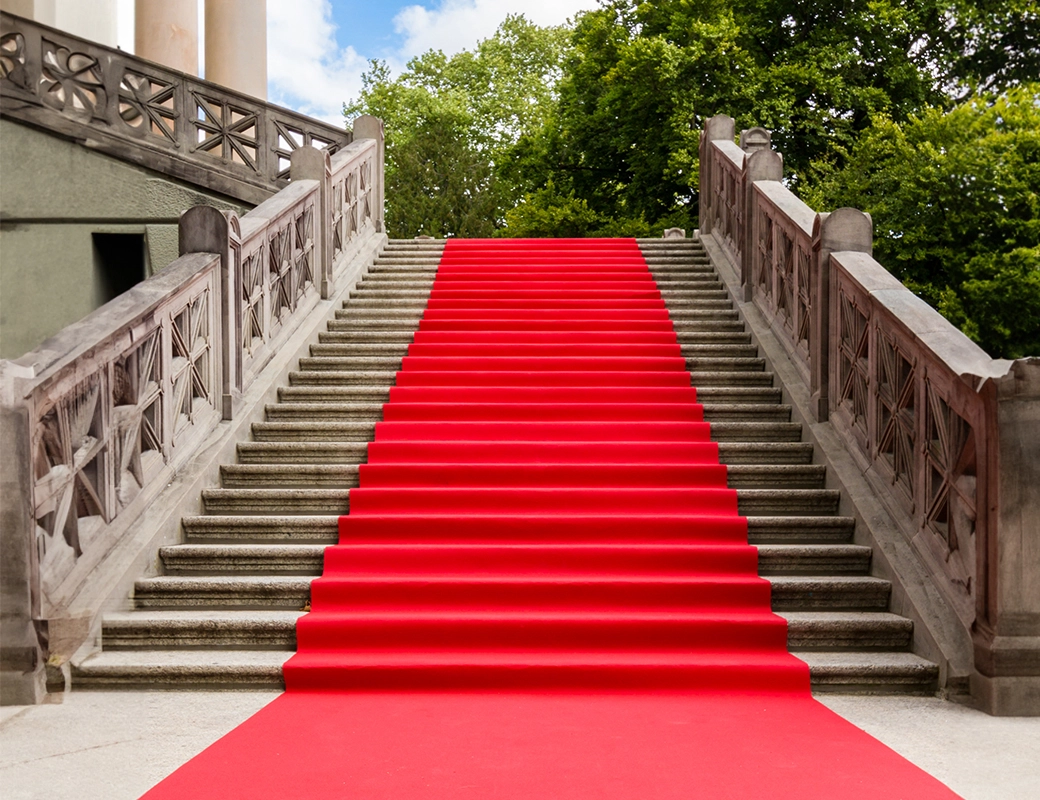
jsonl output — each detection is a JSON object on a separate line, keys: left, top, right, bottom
{"left": 393, "top": 0, "right": 598, "bottom": 60}
{"left": 267, "top": 0, "right": 366, "bottom": 126}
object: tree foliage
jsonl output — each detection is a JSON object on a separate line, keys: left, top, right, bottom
{"left": 803, "top": 85, "right": 1040, "bottom": 358}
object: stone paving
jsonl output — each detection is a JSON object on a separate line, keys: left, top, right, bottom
{"left": 0, "top": 691, "right": 1037, "bottom": 799}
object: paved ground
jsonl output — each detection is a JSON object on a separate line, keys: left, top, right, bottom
{"left": 1, "top": 690, "right": 1037, "bottom": 799}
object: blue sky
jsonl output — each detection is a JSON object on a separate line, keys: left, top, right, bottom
{"left": 116, "top": 1, "right": 599, "bottom": 125}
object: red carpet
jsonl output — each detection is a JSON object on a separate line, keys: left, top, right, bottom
{"left": 143, "top": 239, "right": 960, "bottom": 798}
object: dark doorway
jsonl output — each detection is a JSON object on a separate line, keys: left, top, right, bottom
{"left": 93, "top": 233, "right": 146, "bottom": 303}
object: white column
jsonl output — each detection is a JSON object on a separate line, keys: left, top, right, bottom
{"left": 135, "top": 0, "right": 198, "bottom": 76}
{"left": 205, "top": 0, "right": 267, "bottom": 100}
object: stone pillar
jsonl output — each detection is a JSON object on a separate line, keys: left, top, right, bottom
{"left": 135, "top": 0, "right": 199, "bottom": 76}
{"left": 974, "top": 358, "right": 1040, "bottom": 715}
{"left": 352, "top": 115, "right": 386, "bottom": 234}
{"left": 740, "top": 147, "right": 783, "bottom": 302}
{"left": 205, "top": 0, "right": 267, "bottom": 100}
{"left": 0, "top": 363, "right": 45, "bottom": 705}
{"left": 290, "top": 147, "right": 333, "bottom": 299}
{"left": 809, "top": 208, "right": 872, "bottom": 422}
{"left": 698, "top": 115, "right": 735, "bottom": 237}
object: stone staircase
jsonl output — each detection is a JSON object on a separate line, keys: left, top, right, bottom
{"left": 73, "top": 237, "right": 939, "bottom": 693}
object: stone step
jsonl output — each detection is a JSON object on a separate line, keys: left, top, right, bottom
{"left": 309, "top": 343, "right": 410, "bottom": 357}
{"left": 263, "top": 402, "right": 384, "bottom": 421}
{"left": 325, "top": 318, "right": 423, "bottom": 331}
{"left": 709, "top": 421, "right": 803, "bottom": 441}
{"left": 199, "top": 486, "right": 834, "bottom": 516}
{"left": 672, "top": 320, "right": 746, "bottom": 333}
{"left": 796, "top": 652, "right": 939, "bottom": 694}
{"left": 201, "top": 488, "right": 350, "bottom": 514}
{"left": 71, "top": 649, "right": 937, "bottom": 693}
{"left": 738, "top": 489, "right": 840, "bottom": 515}
{"left": 178, "top": 514, "right": 855, "bottom": 546}
{"left": 277, "top": 386, "right": 391, "bottom": 403}
{"left": 233, "top": 440, "right": 812, "bottom": 467}
{"left": 99, "top": 609, "right": 908, "bottom": 652}
{"left": 101, "top": 610, "right": 303, "bottom": 649}
{"left": 757, "top": 544, "right": 871, "bottom": 574}
{"left": 71, "top": 650, "right": 290, "bottom": 689}
{"left": 251, "top": 421, "right": 376, "bottom": 441}
{"left": 130, "top": 574, "right": 887, "bottom": 611}
{"left": 697, "top": 386, "right": 781, "bottom": 403}
{"left": 287, "top": 370, "right": 398, "bottom": 386}
{"left": 218, "top": 463, "right": 825, "bottom": 490}
{"left": 702, "top": 403, "right": 792, "bottom": 422}
{"left": 317, "top": 331, "right": 418, "bottom": 344}
{"left": 158, "top": 542, "right": 865, "bottom": 577}
{"left": 334, "top": 308, "right": 424, "bottom": 320}
{"left": 182, "top": 515, "right": 339, "bottom": 543}
{"left": 237, "top": 441, "right": 370, "bottom": 464}
{"left": 780, "top": 612, "right": 913, "bottom": 650}
{"left": 747, "top": 516, "right": 855, "bottom": 544}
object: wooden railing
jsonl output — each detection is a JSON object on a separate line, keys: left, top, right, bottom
{"left": 0, "top": 11, "right": 351, "bottom": 204}
{"left": 699, "top": 114, "right": 1040, "bottom": 714}
{"left": 0, "top": 129, "right": 384, "bottom": 703}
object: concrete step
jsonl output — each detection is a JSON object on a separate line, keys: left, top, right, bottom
{"left": 675, "top": 331, "right": 751, "bottom": 344}
{"left": 726, "top": 465, "right": 826, "bottom": 489}
{"left": 181, "top": 515, "right": 339, "bottom": 543}
{"left": 780, "top": 612, "right": 913, "bottom": 650}
{"left": 201, "top": 488, "right": 350, "bottom": 514}
{"left": 672, "top": 320, "right": 746, "bottom": 333}
{"left": 130, "top": 574, "right": 888, "bottom": 611}
{"left": 797, "top": 651, "right": 939, "bottom": 693}
{"left": 333, "top": 308, "right": 424, "bottom": 320}
{"left": 698, "top": 386, "right": 781, "bottom": 403}
{"left": 325, "top": 318, "right": 423, "bottom": 331}
{"left": 71, "top": 650, "right": 289, "bottom": 689}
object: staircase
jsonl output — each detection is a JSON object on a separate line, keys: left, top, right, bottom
{"left": 73, "top": 237, "right": 939, "bottom": 693}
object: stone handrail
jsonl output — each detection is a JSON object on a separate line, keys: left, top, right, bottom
{"left": 0, "top": 126, "right": 385, "bottom": 703}
{"left": 699, "top": 114, "right": 1040, "bottom": 714}
{"left": 0, "top": 11, "right": 351, "bottom": 205}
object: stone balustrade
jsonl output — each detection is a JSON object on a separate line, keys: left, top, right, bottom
{"left": 699, "top": 114, "right": 1040, "bottom": 715}
{"left": 0, "top": 10, "right": 350, "bottom": 204}
{"left": 0, "top": 129, "right": 385, "bottom": 704}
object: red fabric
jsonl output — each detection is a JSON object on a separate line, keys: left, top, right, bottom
{"left": 143, "top": 238, "right": 961, "bottom": 799}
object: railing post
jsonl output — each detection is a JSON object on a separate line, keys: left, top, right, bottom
{"left": 975, "top": 358, "right": 1040, "bottom": 714}
{"left": 290, "top": 146, "right": 333, "bottom": 299}
{"left": 811, "top": 208, "right": 872, "bottom": 422}
{"left": 699, "top": 114, "right": 735, "bottom": 236}
{"left": 741, "top": 148, "right": 783, "bottom": 302}
{"left": 179, "top": 207, "right": 241, "bottom": 420}
{"left": 0, "top": 363, "right": 45, "bottom": 704}
{"left": 352, "top": 115, "right": 386, "bottom": 234}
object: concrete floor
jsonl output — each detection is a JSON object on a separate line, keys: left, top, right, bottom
{"left": 0, "top": 690, "right": 1037, "bottom": 799}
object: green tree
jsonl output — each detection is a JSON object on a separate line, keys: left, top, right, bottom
{"left": 345, "top": 16, "right": 570, "bottom": 238}
{"left": 803, "top": 85, "right": 1040, "bottom": 358}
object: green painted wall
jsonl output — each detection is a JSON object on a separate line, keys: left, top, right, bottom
{"left": 0, "top": 119, "right": 252, "bottom": 359}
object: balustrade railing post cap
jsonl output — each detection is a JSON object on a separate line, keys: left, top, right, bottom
{"left": 703, "top": 114, "right": 736, "bottom": 141}
{"left": 663, "top": 228, "right": 686, "bottom": 239}
{"left": 740, "top": 127, "right": 772, "bottom": 152}
{"left": 744, "top": 148, "right": 783, "bottom": 181}
{"left": 813, "top": 207, "right": 873, "bottom": 254}
{"left": 289, "top": 145, "right": 331, "bottom": 182}
{"left": 352, "top": 115, "right": 385, "bottom": 140}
